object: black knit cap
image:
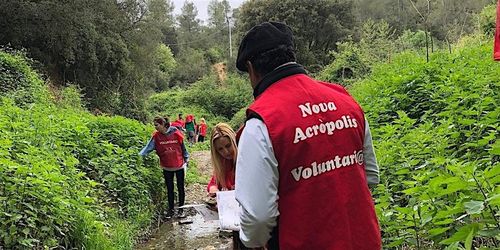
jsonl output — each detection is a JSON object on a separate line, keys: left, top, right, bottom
{"left": 236, "top": 21, "right": 294, "bottom": 72}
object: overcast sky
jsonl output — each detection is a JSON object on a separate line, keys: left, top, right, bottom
{"left": 172, "top": 0, "right": 246, "bottom": 23}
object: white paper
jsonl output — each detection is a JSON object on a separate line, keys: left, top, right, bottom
{"left": 216, "top": 190, "right": 241, "bottom": 231}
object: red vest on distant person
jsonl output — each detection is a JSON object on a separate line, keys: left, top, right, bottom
{"left": 247, "top": 74, "right": 381, "bottom": 250}
{"left": 174, "top": 119, "right": 185, "bottom": 128}
{"left": 495, "top": 0, "right": 500, "bottom": 60}
{"left": 198, "top": 123, "right": 208, "bottom": 136}
{"left": 185, "top": 114, "right": 194, "bottom": 123}
{"left": 152, "top": 130, "right": 184, "bottom": 169}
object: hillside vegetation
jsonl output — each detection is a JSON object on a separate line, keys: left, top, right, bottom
{"left": 1, "top": 2, "right": 499, "bottom": 248}
{"left": 350, "top": 36, "right": 499, "bottom": 249}
{"left": 0, "top": 51, "right": 206, "bottom": 249}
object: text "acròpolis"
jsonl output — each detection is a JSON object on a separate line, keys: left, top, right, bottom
{"left": 294, "top": 101, "right": 358, "bottom": 144}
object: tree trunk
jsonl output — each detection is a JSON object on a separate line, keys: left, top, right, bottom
{"left": 425, "top": 29, "right": 429, "bottom": 63}
{"left": 430, "top": 32, "right": 434, "bottom": 53}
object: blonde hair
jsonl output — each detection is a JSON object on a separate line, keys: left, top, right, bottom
{"left": 210, "top": 123, "right": 237, "bottom": 189}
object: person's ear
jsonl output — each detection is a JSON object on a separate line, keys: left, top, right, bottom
{"left": 246, "top": 61, "right": 252, "bottom": 73}
{"left": 246, "top": 61, "right": 260, "bottom": 89}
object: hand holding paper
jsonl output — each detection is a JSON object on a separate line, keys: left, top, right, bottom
{"left": 216, "top": 190, "right": 241, "bottom": 231}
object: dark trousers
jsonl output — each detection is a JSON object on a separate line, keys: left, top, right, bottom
{"left": 232, "top": 231, "right": 251, "bottom": 250}
{"left": 198, "top": 135, "right": 205, "bottom": 142}
{"left": 162, "top": 168, "right": 185, "bottom": 210}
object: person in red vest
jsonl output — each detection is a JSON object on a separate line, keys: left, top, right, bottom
{"left": 197, "top": 118, "right": 208, "bottom": 142}
{"left": 184, "top": 114, "right": 197, "bottom": 145}
{"left": 495, "top": 0, "right": 500, "bottom": 60}
{"left": 234, "top": 22, "right": 382, "bottom": 249}
{"left": 205, "top": 123, "right": 251, "bottom": 250}
{"left": 206, "top": 123, "right": 237, "bottom": 196}
{"left": 139, "top": 116, "right": 189, "bottom": 218}
{"left": 172, "top": 113, "right": 185, "bottom": 131}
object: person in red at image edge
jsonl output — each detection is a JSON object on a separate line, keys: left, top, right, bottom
{"left": 139, "top": 116, "right": 189, "bottom": 218}
{"left": 234, "top": 22, "right": 382, "bottom": 249}
{"left": 197, "top": 118, "right": 208, "bottom": 142}
{"left": 495, "top": 0, "right": 500, "bottom": 60}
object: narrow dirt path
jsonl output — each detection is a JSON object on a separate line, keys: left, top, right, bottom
{"left": 185, "top": 151, "right": 213, "bottom": 203}
{"left": 135, "top": 150, "right": 232, "bottom": 250}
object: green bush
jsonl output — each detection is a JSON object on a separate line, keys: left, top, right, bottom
{"left": 0, "top": 50, "right": 169, "bottom": 249}
{"left": 56, "top": 84, "right": 85, "bottom": 110}
{"left": 478, "top": 4, "right": 497, "bottom": 36}
{"left": 182, "top": 73, "right": 252, "bottom": 120}
{"left": 0, "top": 50, "right": 50, "bottom": 107}
{"left": 396, "top": 29, "right": 428, "bottom": 51}
{"left": 229, "top": 106, "right": 248, "bottom": 130}
{"left": 185, "top": 159, "right": 210, "bottom": 185}
{"left": 145, "top": 72, "right": 252, "bottom": 130}
{"left": 318, "top": 20, "right": 396, "bottom": 85}
{"left": 349, "top": 37, "right": 500, "bottom": 249}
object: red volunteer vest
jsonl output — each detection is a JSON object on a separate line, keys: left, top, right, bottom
{"left": 185, "top": 114, "right": 194, "bottom": 123}
{"left": 247, "top": 74, "right": 381, "bottom": 250}
{"left": 152, "top": 130, "right": 184, "bottom": 169}
{"left": 198, "top": 123, "right": 208, "bottom": 136}
{"left": 174, "top": 119, "right": 185, "bottom": 128}
{"left": 495, "top": 0, "right": 500, "bottom": 60}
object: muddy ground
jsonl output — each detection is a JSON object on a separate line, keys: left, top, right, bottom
{"left": 135, "top": 151, "right": 233, "bottom": 250}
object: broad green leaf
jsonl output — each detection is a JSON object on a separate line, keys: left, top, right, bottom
{"left": 464, "top": 200, "right": 484, "bottom": 215}
{"left": 477, "top": 228, "right": 500, "bottom": 237}
{"left": 486, "top": 194, "right": 500, "bottom": 206}
{"left": 489, "top": 140, "right": 500, "bottom": 156}
{"left": 434, "top": 218, "right": 455, "bottom": 226}
{"left": 402, "top": 186, "right": 422, "bottom": 195}
{"left": 435, "top": 178, "right": 469, "bottom": 197}
{"left": 464, "top": 229, "right": 474, "bottom": 250}
{"left": 386, "top": 238, "right": 405, "bottom": 248}
{"left": 420, "top": 213, "right": 433, "bottom": 226}
{"left": 428, "top": 227, "right": 450, "bottom": 236}
{"left": 440, "top": 224, "right": 478, "bottom": 245}
{"left": 458, "top": 119, "right": 476, "bottom": 126}
{"left": 484, "top": 165, "right": 500, "bottom": 179}
{"left": 395, "top": 168, "right": 410, "bottom": 175}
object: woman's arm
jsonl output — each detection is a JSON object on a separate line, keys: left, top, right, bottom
{"left": 207, "top": 175, "right": 219, "bottom": 196}
{"left": 139, "top": 138, "right": 155, "bottom": 156}
{"left": 181, "top": 141, "right": 189, "bottom": 162}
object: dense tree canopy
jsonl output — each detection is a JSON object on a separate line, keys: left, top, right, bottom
{"left": 0, "top": 0, "right": 178, "bottom": 120}
{"left": 235, "top": 0, "right": 357, "bottom": 70}
{"left": 354, "top": 0, "right": 493, "bottom": 42}
{"left": 0, "top": 0, "right": 493, "bottom": 118}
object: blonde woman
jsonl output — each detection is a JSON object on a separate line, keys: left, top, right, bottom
{"left": 207, "top": 123, "right": 237, "bottom": 196}
{"left": 206, "top": 123, "right": 250, "bottom": 249}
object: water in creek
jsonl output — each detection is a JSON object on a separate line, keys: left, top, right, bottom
{"left": 136, "top": 151, "right": 233, "bottom": 249}
{"left": 135, "top": 209, "right": 232, "bottom": 250}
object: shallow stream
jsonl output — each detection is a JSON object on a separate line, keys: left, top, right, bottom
{"left": 136, "top": 151, "right": 233, "bottom": 250}
{"left": 135, "top": 211, "right": 232, "bottom": 250}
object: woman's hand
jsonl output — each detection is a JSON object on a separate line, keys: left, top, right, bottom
{"left": 208, "top": 186, "right": 219, "bottom": 197}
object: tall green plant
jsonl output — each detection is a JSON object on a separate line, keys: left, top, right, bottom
{"left": 0, "top": 50, "right": 171, "bottom": 249}
{"left": 350, "top": 37, "right": 500, "bottom": 248}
